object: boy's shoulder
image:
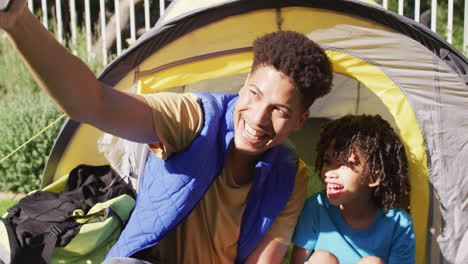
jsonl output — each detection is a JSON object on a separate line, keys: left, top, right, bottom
{"left": 384, "top": 208, "right": 413, "bottom": 223}
{"left": 380, "top": 208, "right": 415, "bottom": 234}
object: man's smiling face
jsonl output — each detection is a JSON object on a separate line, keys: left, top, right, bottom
{"left": 233, "top": 65, "right": 309, "bottom": 158}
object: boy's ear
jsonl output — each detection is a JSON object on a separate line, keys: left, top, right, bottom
{"left": 368, "top": 171, "right": 381, "bottom": 188}
{"left": 368, "top": 179, "right": 380, "bottom": 188}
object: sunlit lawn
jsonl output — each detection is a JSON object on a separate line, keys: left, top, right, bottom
{"left": 0, "top": 199, "right": 18, "bottom": 216}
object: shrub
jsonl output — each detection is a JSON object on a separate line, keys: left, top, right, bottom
{"left": 0, "top": 33, "right": 41, "bottom": 96}
{"left": 0, "top": 92, "right": 65, "bottom": 192}
{"left": 0, "top": 22, "right": 105, "bottom": 192}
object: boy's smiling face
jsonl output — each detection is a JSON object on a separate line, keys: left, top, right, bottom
{"left": 321, "top": 144, "right": 376, "bottom": 208}
{"left": 232, "top": 65, "right": 309, "bottom": 159}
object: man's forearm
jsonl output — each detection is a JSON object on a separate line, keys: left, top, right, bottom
{"left": 5, "top": 7, "right": 103, "bottom": 122}
{"left": 245, "top": 235, "right": 289, "bottom": 264}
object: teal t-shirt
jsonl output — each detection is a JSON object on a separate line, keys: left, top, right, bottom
{"left": 292, "top": 191, "right": 415, "bottom": 264}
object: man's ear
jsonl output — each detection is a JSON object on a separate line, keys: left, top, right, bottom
{"left": 294, "top": 110, "right": 309, "bottom": 131}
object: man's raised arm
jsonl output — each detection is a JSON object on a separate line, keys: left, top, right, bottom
{"left": 0, "top": 0, "right": 158, "bottom": 143}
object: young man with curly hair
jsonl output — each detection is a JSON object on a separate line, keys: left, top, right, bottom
{"left": 291, "top": 115, "right": 415, "bottom": 264}
{"left": 1, "top": 2, "right": 332, "bottom": 263}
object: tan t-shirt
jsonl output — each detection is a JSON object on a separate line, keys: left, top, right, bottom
{"left": 139, "top": 92, "right": 308, "bottom": 263}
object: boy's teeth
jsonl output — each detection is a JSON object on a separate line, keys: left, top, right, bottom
{"left": 245, "top": 123, "right": 264, "bottom": 140}
{"left": 328, "top": 184, "right": 342, "bottom": 190}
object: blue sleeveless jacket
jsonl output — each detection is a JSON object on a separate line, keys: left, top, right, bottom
{"left": 106, "top": 92, "right": 298, "bottom": 263}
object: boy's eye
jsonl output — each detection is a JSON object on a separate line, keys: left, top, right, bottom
{"left": 349, "top": 165, "right": 360, "bottom": 172}
{"left": 343, "top": 162, "right": 360, "bottom": 172}
{"left": 250, "top": 89, "right": 258, "bottom": 96}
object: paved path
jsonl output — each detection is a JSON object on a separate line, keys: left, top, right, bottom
{"left": 0, "top": 192, "right": 26, "bottom": 201}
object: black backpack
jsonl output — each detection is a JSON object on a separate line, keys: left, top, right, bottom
{"left": 0, "top": 165, "right": 135, "bottom": 264}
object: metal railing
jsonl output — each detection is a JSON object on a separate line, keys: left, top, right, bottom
{"left": 381, "top": 0, "right": 465, "bottom": 47}
{"left": 28, "top": 0, "right": 468, "bottom": 66}
{"left": 30, "top": 0, "right": 167, "bottom": 65}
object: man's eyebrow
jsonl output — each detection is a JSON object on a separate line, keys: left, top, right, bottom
{"left": 249, "top": 84, "right": 263, "bottom": 96}
{"left": 249, "top": 83, "right": 292, "bottom": 113}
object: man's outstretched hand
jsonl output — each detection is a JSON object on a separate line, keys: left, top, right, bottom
{"left": 0, "top": 0, "right": 27, "bottom": 31}
{"left": 0, "top": 0, "right": 14, "bottom": 12}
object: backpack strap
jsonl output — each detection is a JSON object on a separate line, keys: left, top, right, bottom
{"left": 40, "top": 207, "right": 124, "bottom": 263}
{"left": 0, "top": 205, "right": 22, "bottom": 263}
{"left": 41, "top": 221, "right": 81, "bottom": 263}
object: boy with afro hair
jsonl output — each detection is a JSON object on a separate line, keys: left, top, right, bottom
{"left": 291, "top": 115, "right": 415, "bottom": 264}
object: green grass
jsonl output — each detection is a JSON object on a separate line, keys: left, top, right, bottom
{"left": 0, "top": 199, "right": 18, "bottom": 216}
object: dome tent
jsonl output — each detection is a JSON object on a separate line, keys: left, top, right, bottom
{"left": 41, "top": 0, "right": 468, "bottom": 263}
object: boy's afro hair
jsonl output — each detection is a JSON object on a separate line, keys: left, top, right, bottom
{"left": 315, "top": 115, "right": 410, "bottom": 212}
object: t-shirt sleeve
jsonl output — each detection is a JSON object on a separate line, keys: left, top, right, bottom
{"left": 142, "top": 92, "right": 203, "bottom": 159}
{"left": 388, "top": 211, "right": 416, "bottom": 264}
{"left": 265, "top": 159, "right": 309, "bottom": 245}
{"left": 291, "top": 193, "right": 320, "bottom": 250}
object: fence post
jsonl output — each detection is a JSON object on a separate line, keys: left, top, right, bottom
{"left": 160, "top": 0, "right": 165, "bottom": 16}
{"left": 70, "top": 0, "right": 77, "bottom": 55}
{"left": 415, "top": 0, "right": 420, "bottom": 22}
{"left": 115, "top": 0, "right": 122, "bottom": 56}
{"left": 447, "top": 0, "right": 453, "bottom": 44}
{"left": 398, "top": 0, "right": 404, "bottom": 15}
{"left": 130, "top": 0, "right": 136, "bottom": 44}
{"left": 41, "top": 0, "right": 48, "bottom": 29}
{"left": 100, "top": 0, "right": 107, "bottom": 66}
{"left": 431, "top": 0, "right": 437, "bottom": 32}
{"left": 145, "top": 0, "right": 150, "bottom": 32}
{"left": 55, "top": 0, "right": 63, "bottom": 44}
{"left": 85, "top": 0, "right": 92, "bottom": 62}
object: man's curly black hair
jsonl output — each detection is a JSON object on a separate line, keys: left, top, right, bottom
{"left": 315, "top": 115, "right": 409, "bottom": 213}
{"left": 252, "top": 31, "right": 333, "bottom": 110}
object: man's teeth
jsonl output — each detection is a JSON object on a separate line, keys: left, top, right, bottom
{"left": 245, "top": 123, "right": 265, "bottom": 140}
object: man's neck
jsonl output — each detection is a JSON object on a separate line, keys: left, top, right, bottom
{"left": 228, "top": 148, "right": 259, "bottom": 186}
